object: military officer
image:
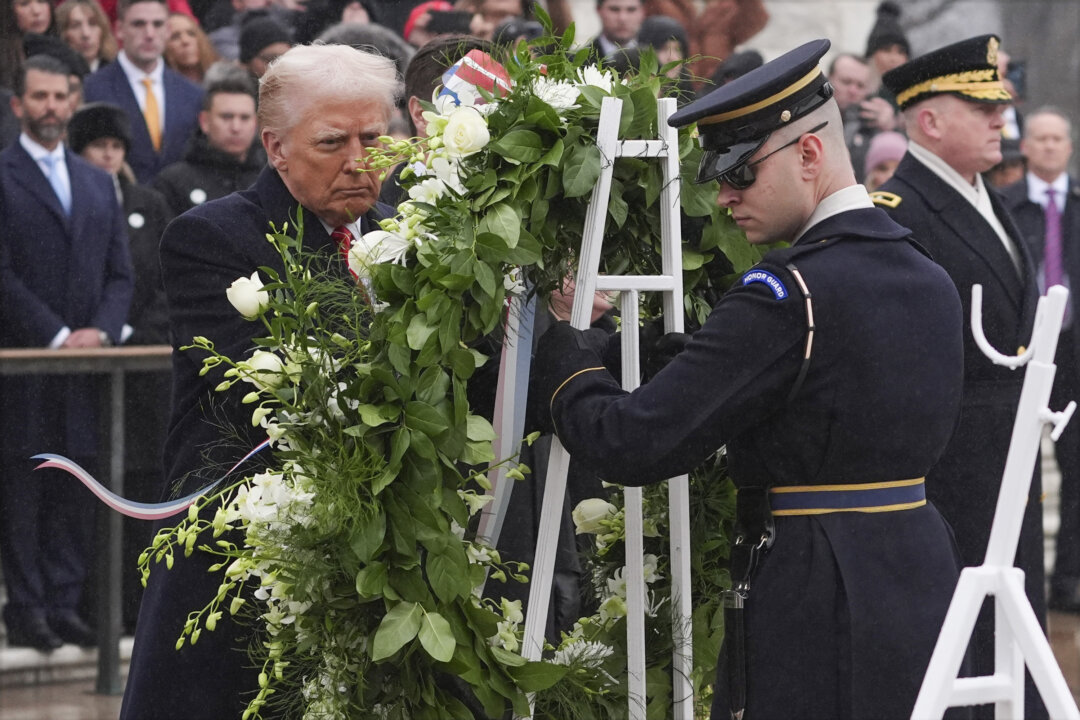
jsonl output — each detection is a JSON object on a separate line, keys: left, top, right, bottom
{"left": 533, "top": 39, "right": 969, "bottom": 720}
{"left": 875, "top": 36, "right": 1045, "bottom": 719}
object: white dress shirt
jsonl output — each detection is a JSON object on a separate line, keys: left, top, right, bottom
{"left": 794, "top": 184, "right": 875, "bottom": 242}
{"left": 908, "top": 140, "right": 1022, "bottom": 273}
{"left": 116, "top": 50, "right": 167, "bottom": 131}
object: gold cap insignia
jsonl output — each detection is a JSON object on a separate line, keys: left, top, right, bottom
{"left": 780, "top": 109, "right": 792, "bottom": 122}
{"left": 987, "top": 37, "right": 999, "bottom": 66}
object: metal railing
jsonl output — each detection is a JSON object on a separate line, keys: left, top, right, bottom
{"left": 0, "top": 345, "right": 172, "bottom": 694}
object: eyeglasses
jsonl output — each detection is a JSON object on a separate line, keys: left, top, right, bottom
{"left": 718, "top": 121, "right": 829, "bottom": 190}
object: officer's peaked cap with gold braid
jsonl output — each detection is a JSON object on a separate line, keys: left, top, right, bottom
{"left": 668, "top": 39, "right": 833, "bottom": 184}
{"left": 882, "top": 34, "right": 1012, "bottom": 111}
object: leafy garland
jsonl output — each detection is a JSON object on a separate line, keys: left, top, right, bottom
{"left": 140, "top": 20, "right": 763, "bottom": 720}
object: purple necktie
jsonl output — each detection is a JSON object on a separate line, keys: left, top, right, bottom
{"left": 1045, "top": 188, "right": 1064, "bottom": 289}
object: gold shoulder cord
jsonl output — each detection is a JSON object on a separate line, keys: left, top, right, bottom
{"left": 785, "top": 263, "right": 814, "bottom": 402}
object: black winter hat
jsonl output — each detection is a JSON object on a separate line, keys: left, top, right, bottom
{"left": 68, "top": 102, "right": 133, "bottom": 154}
{"left": 637, "top": 15, "right": 689, "bottom": 58}
{"left": 23, "top": 33, "right": 90, "bottom": 78}
{"left": 239, "top": 14, "right": 293, "bottom": 64}
{"left": 865, "top": 1, "right": 910, "bottom": 59}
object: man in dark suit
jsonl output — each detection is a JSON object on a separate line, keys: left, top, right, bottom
{"left": 876, "top": 35, "right": 1046, "bottom": 719}
{"left": 1002, "top": 107, "right": 1080, "bottom": 613}
{"left": 537, "top": 39, "right": 967, "bottom": 720}
{"left": 120, "top": 44, "right": 400, "bottom": 720}
{"left": 0, "top": 55, "right": 134, "bottom": 651}
{"left": 82, "top": 0, "right": 203, "bottom": 183}
{"left": 588, "top": 0, "right": 643, "bottom": 61}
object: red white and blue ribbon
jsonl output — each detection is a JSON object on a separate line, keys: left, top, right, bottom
{"left": 438, "top": 49, "right": 512, "bottom": 106}
{"left": 32, "top": 438, "right": 271, "bottom": 520}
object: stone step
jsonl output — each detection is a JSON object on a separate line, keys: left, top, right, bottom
{"left": 0, "top": 639, "right": 132, "bottom": 688}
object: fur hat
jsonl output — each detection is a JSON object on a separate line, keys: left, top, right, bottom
{"left": 68, "top": 102, "right": 132, "bottom": 154}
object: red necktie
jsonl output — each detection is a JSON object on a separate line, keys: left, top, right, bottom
{"left": 331, "top": 225, "right": 358, "bottom": 279}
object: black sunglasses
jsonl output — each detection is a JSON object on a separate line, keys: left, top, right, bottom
{"left": 718, "top": 121, "right": 829, "bottom": 190}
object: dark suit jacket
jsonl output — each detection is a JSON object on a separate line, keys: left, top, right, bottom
{"left": 877, "top": 153, "right": 1045, "bottom": 634}
{"left": 82, "top": 60, "right": 204, "bottom": 184}
{"left": 1000, "top": 175, "right": 1080, "bottom": 308}
{"left": 121, "top": 166, "right": 392, "bottom": 720}
{"left": 0, "top": 141, "right": 134, "bottom": 457}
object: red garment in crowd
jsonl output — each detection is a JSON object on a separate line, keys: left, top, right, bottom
{"left": 644, "top": 0, "right": 769, "bottom": 85}
{"left": 93, "top": 0, "right": 194, "bottom": 24}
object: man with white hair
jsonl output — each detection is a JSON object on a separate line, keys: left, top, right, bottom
{"left": 120, "top": 44, "right": 399, "bottom": 720}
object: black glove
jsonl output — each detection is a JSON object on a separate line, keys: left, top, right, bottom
{"left": 644, "top": 330, "right": 690, "bottom": 381}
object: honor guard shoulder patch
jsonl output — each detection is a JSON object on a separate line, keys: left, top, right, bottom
{"left": 741, "top": 269, "right": 788, "bottom": 300}
{"left": 869, "top": 190, "right": 902, "bottom": 208}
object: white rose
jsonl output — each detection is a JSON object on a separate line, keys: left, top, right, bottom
{"left": 532, "top": 76, "right": 580, "bottom": 111}
{"left": 226, "top": 271, "right": 270, "bottom": 320}
{"left": 441, "top": 107, "right": 490, "bottom": 158}
{"left": 572, "top": 497, "right": 617, "bottom": 535}
{"left": 577, "top": 65, "right": 615, "bottom": 94}
{"left": 239, "top": 350, "right": 287, "bottom": 391}
{"left": 348, "top": 230, "right": 412, "bottom": 277}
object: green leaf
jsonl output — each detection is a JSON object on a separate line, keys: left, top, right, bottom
{"left": 466, "top": 414, "right": 496, "bottom": 442}
{"left": 418, "top": 611, "right": 456, "bottom": 663}
{"left": 489, "top": 645, "right": 527, "bottom": 667}
{"left": 682, "top": 247, "right": 706, "bottom": 271}
{"left": 371, "top": 601, "right": 421, "bottom": 661}
{"left": 477, "top": 203, "right": 520, "bottom": 249}
{"left": 356, "top": 403, "right": 398, "bottom": 427}
{"left": 405, "top": 400, "right": 448, "bottom": 438}
{"left": 406, "top": 312, "right": 437, "bottom": 351}
{"left": 389, "top": 426, "right": 410, "bottom": 466}
{"left": 389, "top": 565, "right": 433, "bottom": 604}
{"left": 427, "top": 546, "right": 469, "bottom": 603}
{"left": 447, "top": 347, "right": 477, "bottom": 379}
{"left": 460, "top": 439, "right": 494, "bottom": 465}
{"left": 537, "top": 138, "right": 564, "bottom": 167}
{"left": 507, "top": 660, "right": 568, "bottom": 692}
{"left": 562, "top": 143, "right": 603, "bottom": 198}
{"left": 474, "top": 262, "right": 497, "bottom": 298}
{"left": 350, "top": 510, "right": 385, "bottom": 563}
{"left": 355, "top": 561, "right": 387, "bottom": 598}
{"left": 492, "top": 129, "right": 544, "bottom": 164}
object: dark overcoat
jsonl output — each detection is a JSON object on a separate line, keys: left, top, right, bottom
{"left": 120, "top": 166, "right": 391, "bottom": 719}
{"left": 534, "top": 207, "right": 967, "bottom": 719}
{"left": 877, "top": 156, "right": 1044, "bottom": 605}
{"left": 0, "top": 141, "right": 134, "bottom": 615}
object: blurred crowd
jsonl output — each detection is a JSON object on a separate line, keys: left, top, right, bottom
{"left": 1, "top": 0, "right": 1078, "bottom": 676}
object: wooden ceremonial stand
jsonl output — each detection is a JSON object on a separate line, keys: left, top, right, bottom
{"left": 912, "top": 285, "right": 1080, "bottom": 720}
{"left": 475, "top": 96, "right": 695, "bottom": 719}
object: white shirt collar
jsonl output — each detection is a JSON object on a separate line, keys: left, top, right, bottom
{"left": 795, "top": 184, "right": 874, "bottom": 241}
{"left": 1026, "top": 171, "right": 1069, "bottom": 208}
{"left": 117, "top": 49, "right": 164, "bottom": 86}
{"left": 19, "top": 132, "right": 64, "bottom": 164}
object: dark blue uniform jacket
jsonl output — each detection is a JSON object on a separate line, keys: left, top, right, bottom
{"left": 534, "top": 206, "right": 968, "bottom": 719}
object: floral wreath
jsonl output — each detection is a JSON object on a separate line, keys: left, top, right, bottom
{"left": 145, "top": 18, "right": 762, "bottom": 720}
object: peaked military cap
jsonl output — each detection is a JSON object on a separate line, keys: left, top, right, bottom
{"left": 882, "top": 34, "right": 1012, "bottom": 111}
{"left": 669, "top": 39, "right": 833, "bottom": 184}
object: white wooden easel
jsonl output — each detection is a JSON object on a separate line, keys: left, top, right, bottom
{"left": 513, "top": 96, "right": 693, "bottom": 719}
{"left": 476, "top": 96, "right": 693, "bottom": 718}
{"left": 912, "top": 284, "right": 1080, "bottom": 720}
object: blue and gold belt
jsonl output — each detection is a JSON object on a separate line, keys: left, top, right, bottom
{"left": 768, "top": 478, "right": 926, "bottom": 516}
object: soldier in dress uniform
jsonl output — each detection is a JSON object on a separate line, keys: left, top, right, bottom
{"left": 533, "top": 39, "right": 969, "bottom": 720}
{"left": 874, "top": 36, "right": 1046, "bottom": 719}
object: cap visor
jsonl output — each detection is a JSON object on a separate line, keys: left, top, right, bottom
{"left": 695, "top": 138, "right": 767, "bottom": 184}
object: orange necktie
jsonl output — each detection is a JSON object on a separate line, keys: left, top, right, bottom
{"left": 141, "top": 77, "right": 161, "bottom": 152}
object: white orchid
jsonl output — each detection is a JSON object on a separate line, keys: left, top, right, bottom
{"left": 238, "top": 350, "right": 289, "bottom": 391}
{"left": 407, "top": 177, "right": 449, "bottom": 205}
{"left": 347, "top": 230, "right": 412, "bottom": 277}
